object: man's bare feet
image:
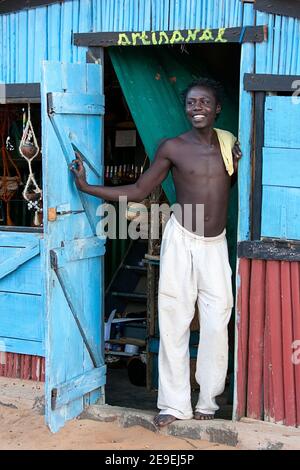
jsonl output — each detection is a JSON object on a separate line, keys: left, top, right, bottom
{"left": 194, "top": 412, "right": 215, "bottom": 420}
{"left": 153, "top": 414, "right": 178, "bottom": 427}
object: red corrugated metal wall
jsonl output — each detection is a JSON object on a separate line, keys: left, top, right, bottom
{"left": 237, "top": 258, "right": 300, "bottom": 427}
{"left": 0, "top": 353, "right": 45, "bottom": 382}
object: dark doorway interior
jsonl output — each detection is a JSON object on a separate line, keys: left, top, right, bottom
{"left": 103, "top": 43, "right": 241, "bottom": 419}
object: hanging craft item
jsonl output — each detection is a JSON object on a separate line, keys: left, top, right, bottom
{"left": 0, "top": 112, "right": 22, "bottom": 226}
{"left": 19, "top": 104, "right": 43, "bottom": 226}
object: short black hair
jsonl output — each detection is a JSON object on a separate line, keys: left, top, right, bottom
{"left": 182, "top": 77, "right": 224, "bottom": 105}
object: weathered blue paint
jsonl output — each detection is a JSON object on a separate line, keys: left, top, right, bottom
{"left": 0, "top": 232, "right": 44, "bottom": 355}
{"left": 237, "top": 2, "right": 255, "bottom": 242}
{"left": 41, "top": 60, "right": 105, "bottom": 432}
{"left": 264, "top": 96, "right": 300, "bottom": 148}
{"left": 262, "top": 186, "right": 300, "bottom": 240}
{"left": 0, "top": 243, "right": 39, "bottom": 280}
{"left": 256, "top": 11, "right": 300, "bottom": 75}
{"left": 261, "top": 96, "right": 300, "bottom": 240}
{"left": 0, "top": 292, "right": 43, "bottom": 340}
{"left": 0, "top": 337, "right": 44, "bottom": 356}
{"left": 254, "top": 11, "right": 300, "bottom": 243}
{"left": 52, "top": 365, "right": 106, "bottom": 409}
{"left": 263, "top": 148, "right": 300, "bottom": 188}
{"left": 0, "top": 252, "right": 41, "bottom": 295}
{"left": 49, "top": 92, "right": 104, "bottom": 115}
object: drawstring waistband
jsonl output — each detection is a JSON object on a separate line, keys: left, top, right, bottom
{"left": 169, "top": 214, "right": 226, "bottom": 242}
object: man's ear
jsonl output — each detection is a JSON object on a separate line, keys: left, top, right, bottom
{"left": 216, "top": 104, "right": 222, "bottom": 116}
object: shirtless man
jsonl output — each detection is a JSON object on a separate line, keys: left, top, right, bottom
{"left": 70, "top": 78, "right": 242, "bottom": 427}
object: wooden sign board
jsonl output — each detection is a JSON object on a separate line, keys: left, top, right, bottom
{"left": 74, "top": 26, "right": 267, "bottom": 48}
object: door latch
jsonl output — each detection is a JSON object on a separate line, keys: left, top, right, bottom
{"left": 48, "top": 206, "right": 84, "bottom": 221}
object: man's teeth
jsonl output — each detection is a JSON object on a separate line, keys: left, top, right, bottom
{"left": 193, "top": 115, "right": 205, "bottom": 120}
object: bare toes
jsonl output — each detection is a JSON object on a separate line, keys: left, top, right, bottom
{"left": 194, "top": 412, "right": 215, "bottom": 420}
{"left": 154, "top": 414, "right": 178, "bottom": 427}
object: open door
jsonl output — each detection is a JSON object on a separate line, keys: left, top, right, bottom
{"left": 41, "top": 61, "right": 106, "bottom": 432}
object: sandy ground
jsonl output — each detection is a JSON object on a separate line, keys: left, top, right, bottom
{"left": 0, "top": 404, "right": 235, "bottom": 450}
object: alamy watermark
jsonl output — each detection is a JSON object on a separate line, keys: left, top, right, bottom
{"left": 292, "top": 80, "right": 300, "bottom": 105}
{"left": 0, "top": 82, "right": 6, "bottom": 104}
{"left": 292, "top": 340, "right": 300, "bottom": 365}
{"left": 96, "top": 196, "right": 205, "bottom": 240}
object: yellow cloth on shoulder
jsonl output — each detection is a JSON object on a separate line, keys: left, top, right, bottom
{"left": 214, "top": 128, "right": 237, "bottom": 176}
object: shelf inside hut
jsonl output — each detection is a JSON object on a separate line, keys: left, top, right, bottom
{"left": 0, "top": 103, "right": 43, "bottom": 230}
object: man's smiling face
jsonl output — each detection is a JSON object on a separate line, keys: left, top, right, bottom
{"left": 185, "top": 86, "right": 221, "bottom": 129}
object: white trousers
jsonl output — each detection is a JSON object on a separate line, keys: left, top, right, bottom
{"left": 157, "top": 215, "right": 233, "bottom": 419}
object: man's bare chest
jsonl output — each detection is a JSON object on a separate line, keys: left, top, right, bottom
{"left": 172, "top": 147, "right": 227, "bottom": 179}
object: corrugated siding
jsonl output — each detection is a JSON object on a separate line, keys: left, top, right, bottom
{"left": 0, "top": 0, "right": 244, "bottom": 83}
{"left": 236, "top": 259, "right": 300, "bottom": 427}
{"left": 256, "top": 10, "right": 300, "bottom": 75}
{"left": 0, "top": 352, "right": 45, "bottom": 381}
{"left": 0, "top": 0, "right": 94, "bottom": 83}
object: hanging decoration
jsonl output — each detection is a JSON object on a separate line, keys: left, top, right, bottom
{"left": 0, "top": 112, "right": 22, "bottom": 226}
{"left": 19, "top": 104, "right": 43, "bottom": 226}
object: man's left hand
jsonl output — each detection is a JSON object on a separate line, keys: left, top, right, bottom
{"left": 232, "top": 141, "right": 242, "bottom": 173}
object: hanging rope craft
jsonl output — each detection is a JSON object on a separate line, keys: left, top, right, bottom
{"left": 0, "top": 111, "right": 22, "bottom": 225}
{"left": 19, "top": 104, "right": 43, "bottom": 226}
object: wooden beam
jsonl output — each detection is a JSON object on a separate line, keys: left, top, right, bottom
{"left": 50, "top": 237, "right": 105, "bottom": 269}
{"left": 0, "top": 226, "right": 43, "bottom": 233}
{"left": 0, "top": 337, "right": 44, "bottom": 356}
{"left": 51, "top": 365, "right": 106, "bottom": 410}
{"left": 252, "top": 92, "right": 265, "bottom": 240}
{"left": 238, "top": 241, "right": 300, "bottom": 261}
{"left": 1, "top": 83, "right": 41, "bottom": 104}
{"left": 255, "top": 0, "right": 300, "bottom": 20}
{"left": 0, "top": 1, "right": 63, "bottom": 14}
{"left": 244, "top": 73, "right": 300, "bottom": 92}
{"left": 47, "top": 92, "right": 104, "bottom": 115}
{"left": 74, "top": 26, "right": 267, "bottom": 47}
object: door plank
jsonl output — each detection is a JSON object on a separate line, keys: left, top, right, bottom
{"left": 52, "top": 265, "right": 102, "bottom": 368}
{"left": 0, "top": 243, "right": 39, "bottom": 280}
{"left": 263, "top": 148, "right": 300, "bottom": 188}
{"left": 48, "top": 92, "right": 104, "bottom": 115}
{"left": 47, "top": 112, "right": 98, "bottom": 235}
{"left": 0, "top": 292, "right": 43, "bottom": 341}
{"left": 50, "top": 237, "right": 105, "bottom": 269}
{"left": 51, "top": 365, "right": 106, "bottom": 409}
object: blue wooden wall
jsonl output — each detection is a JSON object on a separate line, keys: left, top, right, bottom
{"left": 0, "top": 0, "right": 244, "bottom": 83}
{"left": 256, "top": 11, "right": 300, "bottom": 241}
{"left": 0, "top": 232, "right": 44, "bottom": 356}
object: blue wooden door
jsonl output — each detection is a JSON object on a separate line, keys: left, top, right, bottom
{"left": 41, "top": 61, "right": 106, "bottom": 432}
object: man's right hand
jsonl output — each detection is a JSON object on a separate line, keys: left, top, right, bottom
{"left": 67, "top": 140, "right": 171, "bottom": 202}
{"left": 69, "top": 152, "right": 88, "bottom": 191}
